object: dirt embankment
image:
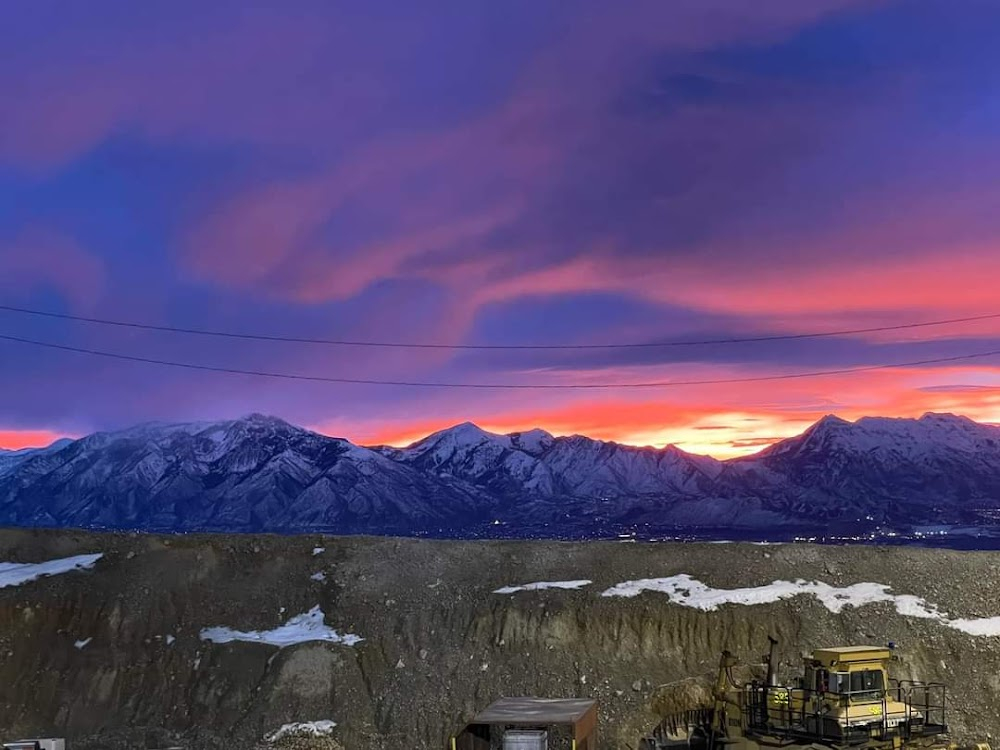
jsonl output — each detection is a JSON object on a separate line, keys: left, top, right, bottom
{"left": 1, "top": 530, "right": 1000, "bottom": 750}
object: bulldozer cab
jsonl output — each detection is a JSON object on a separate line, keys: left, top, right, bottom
{"left": 805, "top": 646, "right": 890, "bottom": 703}
{"left": 790, "top": 646, "right": 894, "bottom": 725}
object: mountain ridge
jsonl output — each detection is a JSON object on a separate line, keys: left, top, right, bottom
{"left": 1, "top": 412, "right": 999, "bottom": 539}
{"left": 12, "top": 410, "right": 989, "bottom": 460}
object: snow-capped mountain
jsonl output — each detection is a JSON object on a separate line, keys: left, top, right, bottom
{"left": 0, "top": 415, "right": 495, "bottom": 533}
{"left": 2, "top": 412, "right": 1000, "bottom": 537}
{"left": 728, "top": 412, "right": 1000, "bottom": 526}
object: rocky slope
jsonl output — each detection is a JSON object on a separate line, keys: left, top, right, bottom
{"left": 3, "top": 530, "right": 1000, "bottom": 749}
{"left": 1, "top": 413, "right": 1000, "bottom": 537}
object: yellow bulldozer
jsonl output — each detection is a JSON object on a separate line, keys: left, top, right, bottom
{"left": 641, "top": 638, "right": 988, "bottom": 750}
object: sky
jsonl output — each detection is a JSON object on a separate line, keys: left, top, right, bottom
{"left": 2, "top": 0, "right": 1000, "bottom": 458}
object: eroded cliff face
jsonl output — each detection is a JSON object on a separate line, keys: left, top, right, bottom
{"left": 1, "top": 530, "right": 998, "bottom": 750}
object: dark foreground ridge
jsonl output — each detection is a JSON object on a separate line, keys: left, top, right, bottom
{"left": 2, "top": 412, "right": 1000, "bottom": 542}
{"left": 3, "top": 529, "right": 1000, "bottom": 749}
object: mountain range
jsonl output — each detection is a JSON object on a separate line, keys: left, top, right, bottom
{"left": 1, "top": 412, "right": 999, "bottom": 540}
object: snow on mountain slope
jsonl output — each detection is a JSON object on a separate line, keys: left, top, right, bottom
{"left": 385, "top": 422, "right": 556, "bottom": 494}
{"left": 541, "top": 435, "right": 722, "bottom": 496}
{"left": 388, "top": 422, "right": 722, "bottom": 500}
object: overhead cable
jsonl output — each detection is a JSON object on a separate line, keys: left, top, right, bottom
{"left": 1, "top": 333, "right": 997, "bottom": 389}
{"left": 1, "top": 304, "right": 997, "bottom": 351}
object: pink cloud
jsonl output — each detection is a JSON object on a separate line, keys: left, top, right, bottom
{"left": 179, "top": 91, "right": 562, "bottom": 305}
{"left": 455, "top": 213, "right": 1000, "bottom": 339}
{"left": 0, "top": 0, "right": 901, "bottom": 345}
{"left": 183, "top": 177, "right": 335, "bottom": 287}
{"left": 175, "top": 22, "right": 972, "bottom": 334}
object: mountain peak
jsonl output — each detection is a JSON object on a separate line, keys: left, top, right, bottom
{"left": 215, "top": 413, "right": 304, "bottom": 439}
{"left": 438, "top": 421, "right": 500, "bottom": 441}
{"left": 778, "top": 413, "right": 850, "bottom": 447}
{"left": 404, "top": 421, "right": 507, "bottom": 454}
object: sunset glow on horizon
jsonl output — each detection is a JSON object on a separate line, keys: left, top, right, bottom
{"left": 0, "top": 430, "right": 69, "bottom": 452}
{"left": 310, "top": 364, "right": 1000, "bottom": 459}
{"left": 2, "top": 1, "right": 1000, "bottom": 455}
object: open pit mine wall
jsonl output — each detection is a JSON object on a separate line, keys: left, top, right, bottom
{"left": 1, "top": 530, "right": 999, "bottom": 750}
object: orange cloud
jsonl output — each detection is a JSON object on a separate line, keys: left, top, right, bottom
{"left": 651, "top": 245, "right": 1000, "bottom": 320}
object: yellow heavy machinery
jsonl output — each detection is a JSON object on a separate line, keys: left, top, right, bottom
{"left": 641, "top": 639, "right": 987, "bottom": 750}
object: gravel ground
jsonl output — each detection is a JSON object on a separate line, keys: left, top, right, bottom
{"left": 1, "top": 529, "right": 999, "bottom": 750}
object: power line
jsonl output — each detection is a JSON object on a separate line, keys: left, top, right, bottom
{"left": 1, "top": 303, "right": 998, "bottom": 350}
{"left": 1, "top": 332, "right": 998, "bottom": 389}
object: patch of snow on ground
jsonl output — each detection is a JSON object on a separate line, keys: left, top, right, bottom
{"left": 265, "top": 720, "right": 337, "bottom": 742}
{"left": 310, "top": 571, "right": 326, "bottom": 582}
{"left": 600, "top": 574, "right": 943, "bottom": 616}
{"left": 600, "top": 574, "right": 1000, "bottom": 637}
{"left": 494, "top": 580, "right": 592, "bottom": 594}
{"left": 949, "top": 617, "right": 1000, "bottom": 636}
{"left": 200, "top": 606, "right": 362, "bottom": 647}
{"left": 312, "top": 547, "right": 325, "bottom": 556}
{"left": 166, "top": 635, "right": 176, "bottom": 645}
{"left": 0, "top": 553, "right": 103, "bottom": 589}
{"left": 74, "top": 637, "right": 92, "bottom": 649}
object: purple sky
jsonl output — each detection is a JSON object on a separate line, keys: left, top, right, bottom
{"left": 2, "top": 0, "right": 1000, "bottom": 456}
